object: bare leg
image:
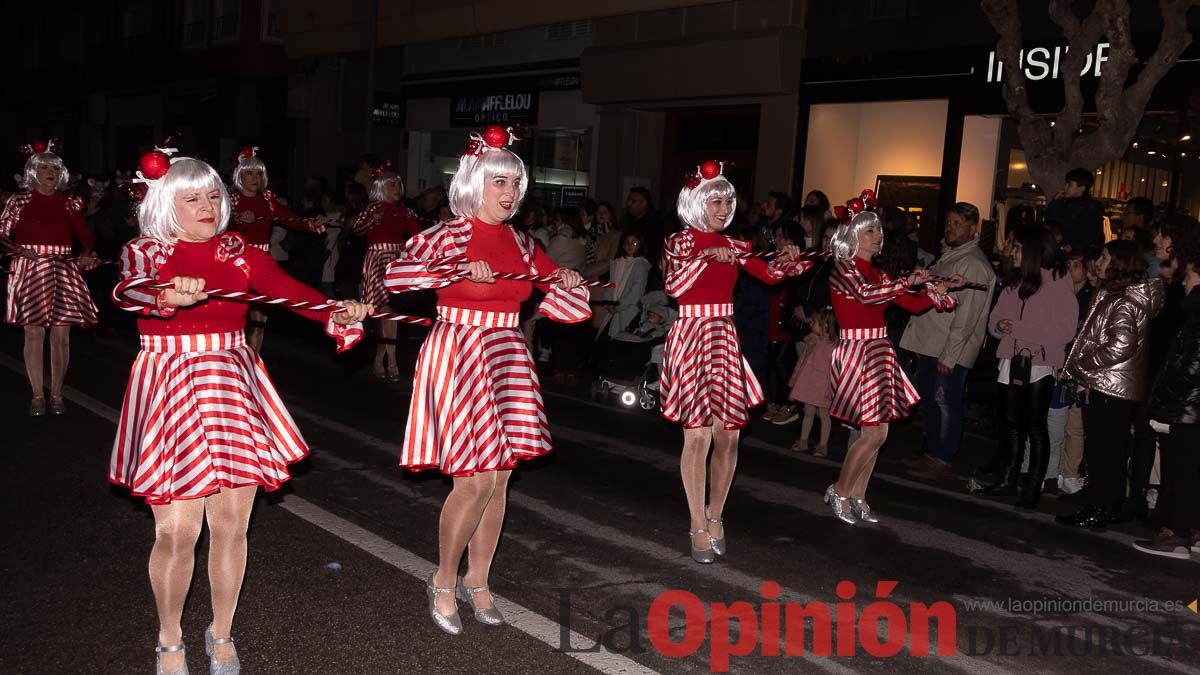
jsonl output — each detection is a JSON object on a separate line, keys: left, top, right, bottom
{"left": 705, "top": 424, "right": 740, "bottom": 540}
{"left": 798, "top": 404, "right": 816, "bottom": 447}
{"left": 817, "top": 407, "right": 832, "bottom": 447}
{"left": 205, "top": 486, "right": 257, "bottom": 662}
{"left": 680, "top": 427, "right": 714, "bottom": 551}
{"left": 48, "top": 325, "right": 70, "bottom": 400}
{"left": 433, "top": 473, "right": 499, "bottom": 616}
{"left": 247, "top": 309, "right": 266, "bottom": 352}
{"left": 836, "top": 423, "right": 889, "bottom": 500}
{"left": 23, "top": 327, "right": 45, "bottom": 398}
{"left": 380, "top": 319, "right": 399, "bottom": 377}
{"left": 463, "top": 470, "right": 513, "bottom": 609}
{"left": 149, "top": 499, "right": 206, "bottom": 672}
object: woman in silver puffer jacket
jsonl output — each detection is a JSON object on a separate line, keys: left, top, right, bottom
{"left": 1057, "top": 240, "right": 1164, "bottom": 530}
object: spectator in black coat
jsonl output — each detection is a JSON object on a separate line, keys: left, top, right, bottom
{"left": 1045, "top": 167, "right": 1105, "bottom": 254}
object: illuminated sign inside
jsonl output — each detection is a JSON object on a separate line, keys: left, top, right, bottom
{"left": 985, "top": 43, "right": 1109, "bottom": 83}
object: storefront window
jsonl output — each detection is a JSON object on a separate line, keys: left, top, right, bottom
{"left": 423, "top": 126, "right": 592, "bottom": 212}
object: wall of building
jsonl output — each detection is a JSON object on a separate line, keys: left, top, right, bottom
{"left": 956, "top": 116, "right": 1003, "bottom": 218}
{"left": 802, "top": 99, "right": 948, "bottom": 203}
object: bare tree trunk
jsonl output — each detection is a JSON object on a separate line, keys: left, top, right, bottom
{"left": 981, "top": 0, "right": 1199, "bottom": 196}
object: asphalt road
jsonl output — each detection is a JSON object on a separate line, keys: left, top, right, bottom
{"left": 1, "top": 322, "right": 1197, "bottom": 675}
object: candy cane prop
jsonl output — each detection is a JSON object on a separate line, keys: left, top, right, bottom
{"left": 121, "top": 278, "right": 432, "bottom": 325}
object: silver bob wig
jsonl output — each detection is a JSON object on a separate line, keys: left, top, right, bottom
{"left": 830, "top": 210, "right": 883, "bottom": 261}
{"left": 448, "top": 149, "right": 527, "bottom": 219}
{"left": 22, "top": 153, "right": 70, "bottom": 191}
{"left": 138, "top": 158, "right": 232, "bottom": 244}
{"left": 369, "top": 171, "right": 403, "bottom": 203}
{"left": 676, "top": 176, "right": 736, "bottom": 232}
{"left": 232, "top": 155, "right": 268, "bottom": 191}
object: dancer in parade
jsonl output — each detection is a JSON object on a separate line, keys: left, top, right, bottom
{"left": 353, "top": 163, "right": 421, "bottom": 379}
{"left": 384, "top": 125, "right": 589, "bottom": 634}
{"left": 228, "top": 146, "right": 328, "bottom": 351}
{"left": 2, "top": 139, "right": 99, "bottom": 416}
{"left": 824, "top": 192, "right": 960, "bottom": 525}
{"left": 109, "top": 151, "right": 368, "bottom": 675}
{"left": 660, "top": 160, "right": 812, "bottom": 564}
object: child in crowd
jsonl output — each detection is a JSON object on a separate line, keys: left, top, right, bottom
{"left": 788, "top": 306, "right": 838, "bottom": 456}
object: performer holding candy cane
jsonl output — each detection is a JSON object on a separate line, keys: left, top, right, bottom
{"left": 228, "top": 146, "right": 329, "bottom": 351}
{"left": 354, "top": 162, "right": 421, "bottom": 380}
{"left": 824, "top": 190, "right": 963, "bottom": 526}
{"left": 660, "top": 160, "right": 812, "bottom": 564}
{"left": 1, "top": 139, "right": 99, "bottom": 416}
{"left": 384, "top": 124, "right": 589, "bottom": 635}
{"left": 109, "top": 150, "right": 368, "bottom": 675}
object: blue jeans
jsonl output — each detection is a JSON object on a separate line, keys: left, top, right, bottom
{"left": 917, "top": 355, "right": 969, "bottom": 464}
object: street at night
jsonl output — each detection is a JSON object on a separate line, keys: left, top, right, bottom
{"left": 3, "top": 322, "right": 1197, "bottom": 674}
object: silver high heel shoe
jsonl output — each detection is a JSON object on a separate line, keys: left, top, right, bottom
{"left": 204, "top": 626, "right": 239, "bottom": 675}
{"left": 155, "top": 643, "right": 188, "bottom": 675}
{"left": 426, "top": 573, "right": 463, "bottom": 635}
{"left": 850, "top": 498, "right": 880, "bottom": 524}
{"left": 705, "top": 509, "right": 725, "bottom": 556}
{"left": 689, "top": 529, "right": 715, "bottom": 564}
{"left": 457, "top": 576, "right": 505, "bottom": 626}
{"left": 824, "top": 485, "right": 857, "bottom": 525}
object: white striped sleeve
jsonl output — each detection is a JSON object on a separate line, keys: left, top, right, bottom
{"left": 829, "top": 260, "right": 910, "bottom": 305}
{"left": 662, "top": 230, "right": 707, "bottom": 298}
{"left": 383, "top": 226, "right": 462, "bottom": 293}
{"left": 112, "top": 239, "right": 176, "bottom": 317}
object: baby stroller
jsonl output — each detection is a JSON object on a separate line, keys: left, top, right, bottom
{"left": 590, "top": 292, "right": 677, "bottom": 412}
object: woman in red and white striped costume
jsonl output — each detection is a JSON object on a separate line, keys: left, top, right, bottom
{"left": 824, "top": 197, "right": 959, "bottom": 526}
{"left": 660, "top": 161, "right": 811, "bottom": 564}
{"left": 354, "top": 163, "right": 420, "bottom": 379}
{"left": 228, "top": 147, "right": 328, "bottom": 352}
{"left": 1, "top": 140, "right": 99, "bottom": 416}
{"left": 110, "top": 153, "right": 368, "bottom": 675}
{"left": 384, "top": 125, "right": 587, "bottom": 635}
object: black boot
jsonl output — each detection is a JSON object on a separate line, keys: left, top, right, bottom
{"left": 983, "top": 466, "right": 1020, "bottom": 496}
{"left": 1015, "top": 474, "right": 1043, "bottom": 511}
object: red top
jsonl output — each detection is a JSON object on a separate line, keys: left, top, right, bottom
{"left": 353, "top": 201, "right": 421, "bottom": 246}
{"left": 0, "top": 191, "right": 93, "bottom": 249}
{"left": 436, "top": 219, "right": 558, "bottom": 314}
{"left": 674, "top": 230, "right": 782, "bottom": 306}
{"left": 114, "top": 233, "right": 331, "bottom": 335}
{"left": 830, "top": 256, "right": 933, "bottom": 330}
{"left": 228, "top": 190, "right": 318, "bottom": 246}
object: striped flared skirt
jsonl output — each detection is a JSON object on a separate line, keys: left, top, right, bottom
{"left": 109, "top": 331, "right": 310, "bottom": 504}
{"left": 401, "top": 306, "right": 551, "bottom": 476}
{"left": 660, "top": 303, "right": 764, "bottom": 430}
{"left": 830, "top": 327, "right": 919, "bottom": 426}
{"left": 361, "top": 243, "right": 403, "bottom": 309}
{"left": 4, "top": 245, "right": 98, "bottom": 327}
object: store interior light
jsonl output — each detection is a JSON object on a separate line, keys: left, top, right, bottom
{"left": 1141, "top": 177, "right": 1147, "bottom": 182}
{"left": 1096, "top": 169, "right": 1103, "bottom": 175}
{"left": 1148, "top": 149, "right": 1157, "bottom": 155}
{"left": 1132, "top": 140, "right": 1139, "bottom": 148}
{"left": 1049, "top": 121, "right": 1056, "bottom": 127}
{"left": 1162, "top": 180, "right": 1169, "bottom": 187}
{"left": 1181, "top": 132, "right": 1192, "bottom": 141}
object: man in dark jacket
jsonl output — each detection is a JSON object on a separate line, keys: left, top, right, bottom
{"left": 1045, "top": 168, "right": 1105, "bottom": 254}
{"left": 1135, "top": 255, "right": 1200, "bottom": 558}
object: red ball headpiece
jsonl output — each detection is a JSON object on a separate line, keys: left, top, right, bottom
{"left": 682, "top": 160, "right": 727, "bottom": 191}
{"left": 462, "top": 124, "right": 528, "bottom": 157}
{"left": 18, "top": 138, "right": 60, "bottom": 155}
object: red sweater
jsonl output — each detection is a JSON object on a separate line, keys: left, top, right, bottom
{"left": 353, "top": 201, "right": 421, "bottom": 246}
{"left": 0, "top": 191, "right": 93, "bottom": 249}
{"left": 436, "top": 219, "right": 558, "bottom": 314}
{"left": 666, "top": 229, "right": 789, "bottom": 306}
{"left": 113, "top": 233, "right": 332, "bottom": 335}
{"left": 830, "top": 256, "right": 933, "bottom": 330}
{"left": 228, "top": 190, "right": 319, "bottom": 246}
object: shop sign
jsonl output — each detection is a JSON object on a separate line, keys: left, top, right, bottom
{"left": 985, "top": 43, "right": 1109, "bottom": 83}
{"left": 560, "top": 186, "right": 588, "bottom": 208}
{"left": 450, "top": 92, "right": 538, "bottom": 127}
{"left": 371, "top": 92, "right": 404, "bottom": 127}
